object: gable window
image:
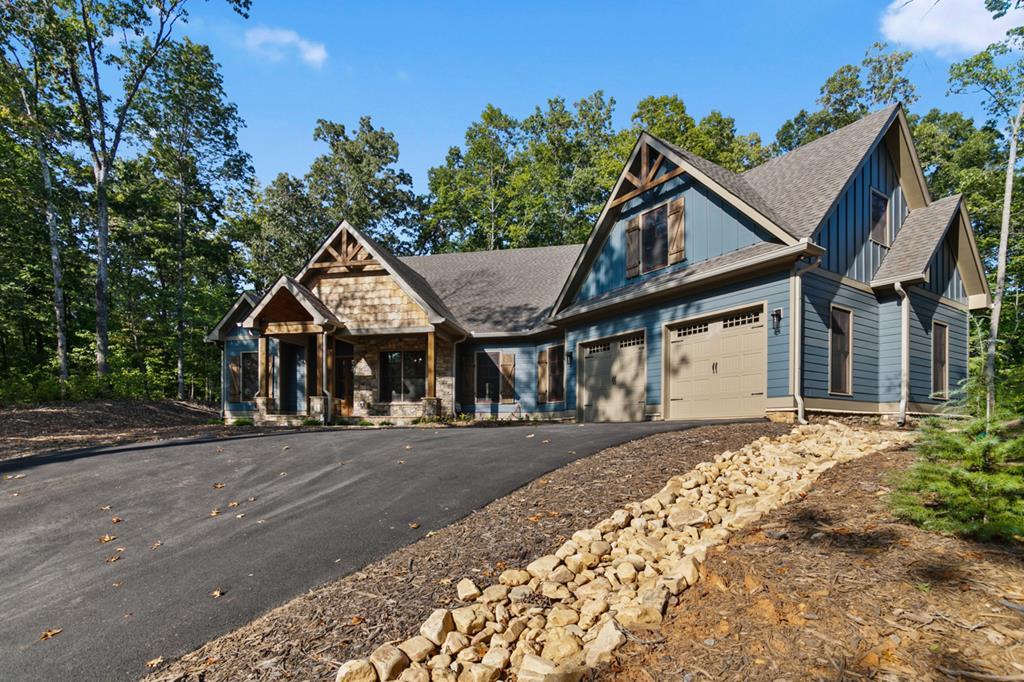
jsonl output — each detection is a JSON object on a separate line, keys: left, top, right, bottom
{"left": 829, "top": 306, "right": 853, "bottom": 395}
{"left": 379, "top": 351, "right": 425, "bottom": 402}
{"left": 641, "top": 204, "right": 668, "bottom": 273}
{"left": 229, "top": 351, "right": 259, "bottom": 402}
{"left": 870, "top": 188, "right": 890, "bottom": 247}
{"left": 537, "top": 345, "right": 565, "bottom": 404}
{"left": 475, "top": 351, "right": 516, "bottom": 403}
{"left": 932, "top": 322, "right": 948, "bottom": 399}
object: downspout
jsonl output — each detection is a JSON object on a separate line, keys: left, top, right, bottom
{"left": 322, "top": 326, "right": 333, "bottom": 424}
{"left": 219, "top": 342, "right": 225, "bottom": 420}
{"left": 453, "top": 329, "right": 469, "bottom": 417}
{"left": 894, "top": 282, "right": 910, "bottom": 426}
{"left": 792, "top": 256, "right": 820, "bottom": 424}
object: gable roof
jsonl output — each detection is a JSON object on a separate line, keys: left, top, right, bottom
{"left": 871, "top": 195, "right": 962, "bottom": 286}
{"left": 205, "top": 291, "right": 259, "bottom": 342}
{"left": 296, "top": 220, "right": 464, "bottom": 333}
{"left": 243, "top": 275, "right": 344, "bottom": 328}
{"left": 742, "top": 105, "right": 903, "bottom": 240}
{"left": 400, "top": 244, "right": 583, "bottom": 335}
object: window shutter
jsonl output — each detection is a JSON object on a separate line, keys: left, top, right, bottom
{"left": 625, "top": 217, "right": 641, "bottom": 278}
{"left": 459, "top": 354, "right": 475, "bottom": 404}
{"left": 500, "top": 352, "right": 516, "bottom": 404}
{"left": 228, "top": 355, "right": 241, "bottom": 403}
{"left": 537, "top": 349, "right": 548, "bottom": 404}
{"left": 668, "top": 196, "right": 685, "bottom": 264}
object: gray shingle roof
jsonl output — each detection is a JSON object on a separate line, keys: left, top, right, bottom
{"left": 742, "top": 105, "right": 899, "bottom": 239}
{"left": 872, "top": 194, "right": 962, "bottom": 285}
{"left": 400, "top": 244, "right": 583, "bottom": 334}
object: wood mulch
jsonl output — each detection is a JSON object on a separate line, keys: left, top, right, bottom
{"left": 147, "top": 421, "right": 788, "bottom": 682}
{"left": 0, "top": 400, "right": 285, "bottom": 461}
{"left": 603, "top": 447, "right": 1024, "bottom": 682}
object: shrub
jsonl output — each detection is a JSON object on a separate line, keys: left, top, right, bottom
{"left": 301, "top": 417, "right": 321, "bottom": 426}
{"left": 358, "top": 419, "right": 374, "bottom": 426}
{"left": 232, "top": 417, "right": 254, "bottom": 426}
{"left": 891, "top": 416, "right": 1024, "bottom": 543}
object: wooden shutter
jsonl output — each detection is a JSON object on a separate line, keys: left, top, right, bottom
{"left": 668, "top": 196, "right": 685, "bottom": 264}
{"left": 537, "top": 349, "right": 548, "bottom": 404}
{"left": 500, "top": 352, "right": 516, "bottom": 404}
{"left": 625, "top": 217, "right": 641, "bottom": 278}
{"left": 459, "top": 354, "right": 475, "bottom": 404}
{"left": 228, "top": 355, "right": 241, "bottom": 402}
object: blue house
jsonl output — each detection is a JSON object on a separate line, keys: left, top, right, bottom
{"left": 207, "top": 104, "right": 989, "bottom": 425}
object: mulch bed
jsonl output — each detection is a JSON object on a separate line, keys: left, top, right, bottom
{"left": 0, "top": 400, "right": 283, "bottom": 461}
{"left": 604, "top": 447, "right": 1024, "bottom": 682}
{"left": 147, "top": 421, "right": 787, "bottom": 681}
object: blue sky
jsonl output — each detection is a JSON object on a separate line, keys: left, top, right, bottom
{"left": 179, "top": 0, "right": 1021, "bottom": 192}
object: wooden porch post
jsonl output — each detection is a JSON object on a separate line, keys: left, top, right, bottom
{"left": 258, "top": 335, "right": 269, "bottom": 398}
{"left": 326, "top": 336, "right": 335, "bottom": 399}
{"left": 426, "top": 330, "right": 436, "bottom": 399}
{"left": 315, "top": 333, "right": 324, "bottom": 396}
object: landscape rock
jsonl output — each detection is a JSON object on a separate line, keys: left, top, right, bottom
{"left": 420, "top": 609, "right": 454, "bottom": 646}
{"left": 336, "top": 658, "right": 378, "bottom": 682}
{"left": 370, "top": 644, "right": 409, "bottom": 681}
{"left": 456, "top": 578, "right": 481, "bottom": 601}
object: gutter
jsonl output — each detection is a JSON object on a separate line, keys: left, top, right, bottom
{"left": 792, "top": 255, "right": 820, "bottom": 424}
{"left": 894, "top": 282, "right": 910, "bottom": 425}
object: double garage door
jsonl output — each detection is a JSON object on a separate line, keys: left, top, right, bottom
{"left": 580, "top": 306, "right": 767, "bottom": 422}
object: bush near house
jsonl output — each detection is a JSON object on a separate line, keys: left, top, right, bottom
{"left": 892, "top": 416, "right": 1024, "bottom": 542}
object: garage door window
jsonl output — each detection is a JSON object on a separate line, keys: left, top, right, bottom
{"left": 829, "top": 306, "right": 852, "bottom": 395}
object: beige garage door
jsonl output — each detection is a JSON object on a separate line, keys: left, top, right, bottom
{"left": 668, "top": 308, "right": 766, "bottom": 420}
{"left": 580, "top": 333, "right": 646, "bottom": 422}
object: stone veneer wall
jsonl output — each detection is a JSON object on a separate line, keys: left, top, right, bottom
{"left": 352, "top": 334, "right": 456, "bottom": 421}
{"left": 436, "top": 333, "right": 455, "bottom": 416}
{"left": 312, "top": 274, "right": 429, "bottom": 329}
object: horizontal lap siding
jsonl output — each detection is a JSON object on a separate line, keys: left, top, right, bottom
{"left": 817, "top": 144, "right": 908, "bottom": 283}
{"left": 578, "top": 161, "right": 774, "bottom": 302}
{"left": 802, "top": 272, "right": 879, "bottom": 402}
{"left": 457, "top": 340, "right": 567, "bottom": 415}
{"left": 877, "top": 295, "right": 902, "bottom": 402}
{"left": 566, "top": 271, "right": 791, "bottom": 412}
{"left": 908, "top": 290, "right": 969, "bottom": 403}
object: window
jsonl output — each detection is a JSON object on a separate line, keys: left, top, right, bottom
{"left": 475, "top": 352, "right": 501, "bottom": 401}
{"left": 829, "top": 306, "right": 852, "bottom": 395}
{"left": 379, "top": 351, "right": 425, "bottom": 403}
{"left": 932, "top": 322, "right": 948, "bottom": 399}
{"left": 229, "top": 352, "right": 258, "bottom": 402}
{"left": 641, "top": 204, "right": 668, "bottom": 273}
{"left": 870, "top": 189, "right": 889, "bottom": 247}
{"left": 538, "top": 345, "right": 565, "bottom": 404}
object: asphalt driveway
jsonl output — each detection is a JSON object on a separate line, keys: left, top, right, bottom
{"left": 0, "top": 420, "right": 715, "bottom": 681}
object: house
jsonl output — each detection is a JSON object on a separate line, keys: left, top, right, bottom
{"left": 206, "top": 104, "right": 989, "bottom": 425}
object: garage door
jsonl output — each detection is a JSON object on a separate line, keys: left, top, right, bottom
{"left": 580, "top": 333, "right": 646, "bottom": 422}
{"left": 668, "top": 308, "right": 766, "bottom": 420}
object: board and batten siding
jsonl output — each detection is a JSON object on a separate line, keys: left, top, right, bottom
{"left": 815, "top": 143, "right": 910, "bottom": 283}
{"left": 801, "top": 271, "right": 880, "bottom": 402}
{"left": 923, "top": 234, "right": 967, "bottom": 304}
{"left": 456, "top": 339, "right": 567, "bottom": 416}
{"left": 566, "top": 271, "right": 791, "bottom": 413}
{"left": 577, "top": 160, "right": 775, "bottom": 303}
{"left": 908, "top": 290, "right": 969, "bottom": 404}
{"left": 223, "top": 330, "right": 278, "bottom": 414}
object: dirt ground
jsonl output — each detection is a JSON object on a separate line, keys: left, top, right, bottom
{"left": 604, "top": 447, "right": 1024, "bottom": 682}
{"left": 147, "top": 421, "right": 788, "bottom": 681}
{"left": 0, "top": 400, "right": 275, "bottom": 461}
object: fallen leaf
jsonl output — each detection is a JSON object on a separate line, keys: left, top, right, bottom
{"left": 150, "top": 541, "right": 162, "bottom": 550}
{"left": 111, "top": 516, "right": 122, "bottom": 524}
{"left": 859, "top": 651, "right": 880, "bottom": 668}
{"left": 115, "top": 547, "right": 126, "bottom": 553}
{"left": 105, "top": 555, "right": 120, "bottom": 563}
{"left": 12, "top": 474, "right": 25, "bottom": 479}
{"left": 349, "top": 615, "right": 365, "bottom": 625}
{"left": 112, "top": 581, "right": 123, "bottom": 588}
{"left": 541, "top": 439, "right": 550, "bottom": 444}
{"left": 39, "top": 628, "right": 62, "bottom": 640}
{"left": 10, "top": 492, "right": 18, "bottom": 497}
{"left": 235, "top": 513, "right": 245, "bottom": 519}
{"left": 212, "top": 482, "right": 225, "bottom": 489}
{"left": 100, "top": 505, "right": 111, "bottom": 512}
{"left": 247, "top": 496, "right": 257, "bottom": 502}
{"left": 281, "top": 445, "right": 289, "bottom": 451}
{"left": 404, "top": 445, "right": 412, "bottom": 450}
{"left": 408, "top": 522, "right": 420, "bottom": 529}
{"left": 527, "top": 514, "right": 543, "bottom": 523}
{"left": 279, "top": 472, "right": 287, "bottom": 477}
{"left": 145, "top": 656, "right": 164, "bottom": 668}
{"left": 526, "top": 433, "right": 535, "bottom": 438}
{"left": 210, "top": 588, "right": 224, "bottom": 599}
{"left": 209, "top": 508, "right": 221, "bottom": 517}
{"left": 228, "top": 500, "right": 239, "bottom": 508}
{"left": 99, "top": 534, "right": 117, "bottom": 544}
{"left": 216, "top": 447, "right": 224, "bottom": 453}
{"left": 123, "top": 612, "right": 132, "bottom": 619}
{"left": 397, "top": 460, "right": 406, "bottom": 464}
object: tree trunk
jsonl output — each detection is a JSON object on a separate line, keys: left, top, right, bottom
{"left": 94, "top": 165, "right": 111, "bottom": 377}
{"left": 985, "top": 99, "right": 1023, "bottom": 421}
{"left": 176, "top": 196, "right": 186, "bottom": 400}
{"left": 37, "top": 142, "right": 69, "bottom": 389}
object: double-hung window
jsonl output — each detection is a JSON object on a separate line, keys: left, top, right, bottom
{"left": 829, "top": 306, "right": 853, "bottom": 395}
{"left": 379, "top": 351, "right": 425, "bottom": 402}
{"left": 932, "top": 322, "right": 948, "bottom": 399}
{"left": 870, "top": 188, "right": 890, "bottom": 247}
{"left": 641, "top": 204, "right": 668, "bottom": 273}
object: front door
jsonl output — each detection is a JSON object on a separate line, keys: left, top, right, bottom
{"left": 335, "top": 355, "right": 354, "bottom": 416}
{"left": 279, "top": 343, "right": 307, "bottom": 414}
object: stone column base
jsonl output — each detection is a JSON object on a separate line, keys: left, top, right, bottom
{"left": 307, "top": 396, "right": 329, "bottom": 424}
{"left": 420, "top": 397, "right": 442, "bottom": 420}
{"left": 255, "top": 396, "right": 270, "bottom": 420}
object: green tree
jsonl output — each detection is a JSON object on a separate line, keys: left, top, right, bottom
{"left": 950, "top": 42, "right": 1024, "bottom": 418}
{"left": 135, "top": 38, "right": 250, "bottom": 399}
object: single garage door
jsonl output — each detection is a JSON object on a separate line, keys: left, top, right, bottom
{"left": 667, "top": 307, "right": 766, "bottom": 419}
{"left": 580, "top": 332, "right": 646, "bottom": 422}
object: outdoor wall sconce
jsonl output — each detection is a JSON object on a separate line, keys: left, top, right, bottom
{"left": 566, "top": 351, "right": 573, "bottom": 368}
{"left": 771, "top": 307, "right": 784, "bottom": 333}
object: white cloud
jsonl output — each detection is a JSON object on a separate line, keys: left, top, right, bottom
{"left": 244, "top": 27, "right": 327, "bottom": 68}
{"left": 881, "top": 0, "right": 1021, "bottom": 56}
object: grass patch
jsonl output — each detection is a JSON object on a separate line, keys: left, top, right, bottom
{"left": 301, "top": 418, "right": 321, "bottom": 426}
{"left": 891, "top": 416, "right": 1024, "bottom": 543}
{"left": 231, "top": 417, "right": 254, "bottom": 426}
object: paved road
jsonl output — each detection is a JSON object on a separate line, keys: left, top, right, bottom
{"left": 0, "top": 421, "right": 721, "bottom": 681}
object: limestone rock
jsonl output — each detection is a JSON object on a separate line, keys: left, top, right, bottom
{"left": 540, "top": 627, "right": 582, "bottom": 663}
{"left": 480, "top": 646, "right": 510, "bottom": 669}
{"left": 420, "top": 609, "right": 455, "bottom": 646}
{"left": 452, "top": 606, "right": 485, "bottom": 635}
{"left": 441, "top": 631, "right": 470, "bottom": 655}
{"left": 583, "top": 619, "right": 626, "bottom": 667}
{"left": 398, "top": 636, "right": 436, "bottom": 663}
{"left": 370, "top": 644, "right": 410, "bottom": 681}
{"left": 526, "top": 555, "right": 562, "bottom": 580}
{"left": 336, "top": 659, "right": 378, "bottom": 682}
{"left": 546, "top": 603, "right": 579, "bottom": 627}
{"left": 499, "top": 569, "right": 531, "bottom": 586}
{"left": 398, "top": 668, "right": 429, "bottom": 682}
{"left": 457, "top": 663, "right": 499, "bottom": 682}
{"left": 480, "top": 584, "right": 509, "bottom": 604}
{"left": 456, "top": 578, "right": 481, "bottom": 601}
